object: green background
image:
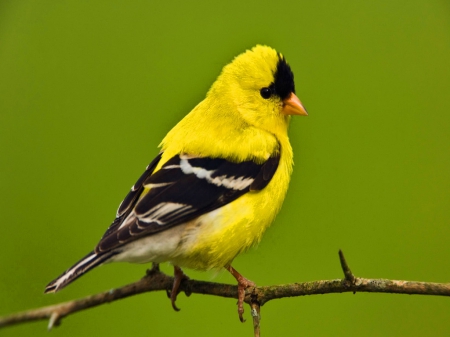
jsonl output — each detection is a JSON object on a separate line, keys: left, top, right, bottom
{"left": 1, "top": 1, "right": 449, "bottom": 336}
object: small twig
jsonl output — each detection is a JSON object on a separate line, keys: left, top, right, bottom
{"left": 47, "top": 312, "right": 60, "bottom": 330}
{"left": 250, "top": 299, "right": 261, "bottom": 337}
{"left": 1, "top": 251, "right": 449, "bottom": 333}
{"left": 339, "top": 250, "right": 355, "bottom": 284}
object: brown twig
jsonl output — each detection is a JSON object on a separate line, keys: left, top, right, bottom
{"left": 339, "top": 249, "right": 355, "bottom": 284}
{"left": 1, "top": 251, "right": 449, "bottom": 334}
{"left": 250, "top": 297, "right": 261, "bottom": 337}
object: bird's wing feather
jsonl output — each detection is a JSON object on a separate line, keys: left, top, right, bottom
{"left": 96, "top": 150, "right": 280, "bottom": 253}
{"left": 100, "top": 153, "right": 163, "bottom": 240}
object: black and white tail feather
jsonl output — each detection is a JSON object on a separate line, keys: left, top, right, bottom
{"left": 45, "top": 148, "right": 280, "bottom": 293}
{"left": 44, "top": 251, "right": 117, "bottom": 293}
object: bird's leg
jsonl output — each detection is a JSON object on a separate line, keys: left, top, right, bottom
{"left": 226, "top": 265, "right": 256, "bottom": 322}
{"left": 169, "top": 266, "right": 189, "bottom": 311}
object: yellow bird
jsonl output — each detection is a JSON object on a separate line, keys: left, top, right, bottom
{"left": 45, "top": 45, "right": 307, "bottom": 321}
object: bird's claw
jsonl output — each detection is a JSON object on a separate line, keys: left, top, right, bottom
{"left": 226, "top": 265, "right": 256, "bottom": 322}
{"left": 170, "top": 266, "right": 189, "bottom": 312}
{"left": 237, "top": 278, "right": 256, "bottom": 322}
{"left": 171, "top": 295, "right": 181, "bottom": 312}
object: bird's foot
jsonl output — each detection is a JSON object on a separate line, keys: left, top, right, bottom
{"left": 146, "top": 262, "right": 161, "bottom": 277}
{"left": 168, "top": 266, "right": 189, "bottom": 311}
{"left": 227, "top": 265, "right": 256, "bottom": 322}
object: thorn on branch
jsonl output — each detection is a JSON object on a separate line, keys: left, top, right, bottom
{"left": 48, "top": 312, "right": 61, "bottom": 330}
{"left": 339, "top": 250, "right": 356, "bottom": 284}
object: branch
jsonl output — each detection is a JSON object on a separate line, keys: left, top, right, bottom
{"left": 1, "top": 252, "right": 449, "bottom": 336}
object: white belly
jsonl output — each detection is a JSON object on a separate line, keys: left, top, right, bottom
{"left": 109, "top": 224, "right": 187, "bottom": 264}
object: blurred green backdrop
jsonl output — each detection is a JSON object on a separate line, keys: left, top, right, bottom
{"left": 1, "top": 1, "right": 449, "bottom": 336}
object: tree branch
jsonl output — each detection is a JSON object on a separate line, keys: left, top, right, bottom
{"left": 1, "top": 252, "right": 449, "bottom": 335}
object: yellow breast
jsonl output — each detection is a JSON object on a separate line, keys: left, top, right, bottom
{"left": 169, "top": 134, "right": 293, "bottom": 270}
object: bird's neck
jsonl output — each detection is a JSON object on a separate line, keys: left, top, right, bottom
{"left": 160, "top": 99, "right": 287, "bottom": 164}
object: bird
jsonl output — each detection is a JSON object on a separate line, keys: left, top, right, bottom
{"left": 44, "top": 45, "right": 307, "bottom": 322}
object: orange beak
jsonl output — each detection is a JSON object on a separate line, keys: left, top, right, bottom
{"left": 282, "top": 93, "right": 308, "bottom": 116}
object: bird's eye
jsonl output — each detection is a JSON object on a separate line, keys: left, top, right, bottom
{"left": 260, "top": 87, "right": 272, "bottom": 99}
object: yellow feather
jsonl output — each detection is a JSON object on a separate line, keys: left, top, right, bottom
{"left": 153, "top": 45, "right": 296, "bottom": 270}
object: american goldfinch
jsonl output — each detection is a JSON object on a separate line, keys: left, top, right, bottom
{"left": 45, "top": 45, "right": 307, "bottom": 321}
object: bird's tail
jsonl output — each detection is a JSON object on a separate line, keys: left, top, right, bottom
{"left": 44, "top": 250, "right": 115, "bottom": 293}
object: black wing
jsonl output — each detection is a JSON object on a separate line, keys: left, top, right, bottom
{"left": 96, "top": 150, "right": 280, "bottom": 253}
{"left": 99, "top": 153, "right": 163, "bottom": 240}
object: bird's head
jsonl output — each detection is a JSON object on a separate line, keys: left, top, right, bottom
{"left": 208, "top": 45, "right": 307, "bottom": 135}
